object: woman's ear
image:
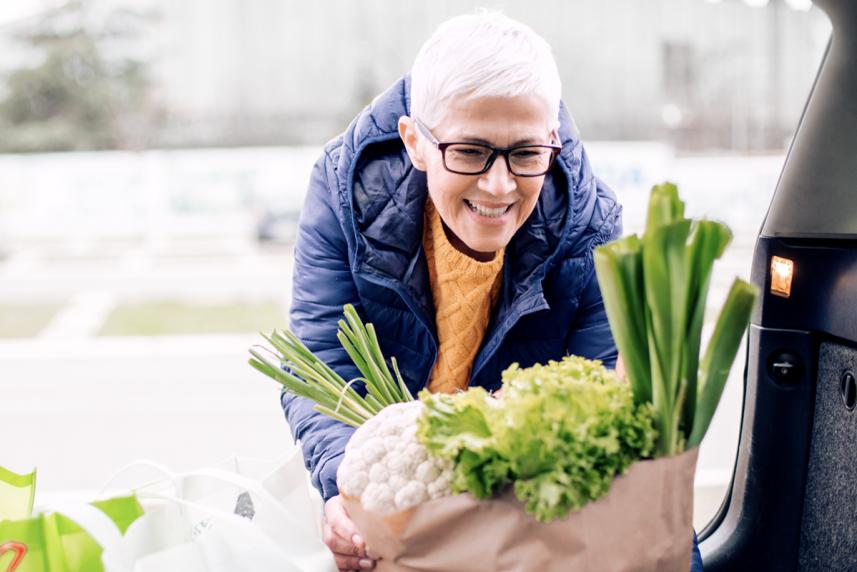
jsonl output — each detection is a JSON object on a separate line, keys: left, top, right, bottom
{"left": 398, "top": 116, "right": 428, "bottom": 171}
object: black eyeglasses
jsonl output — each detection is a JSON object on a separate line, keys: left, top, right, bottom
{"left": 415, "top": 118, "right": 561, "bottom": 177}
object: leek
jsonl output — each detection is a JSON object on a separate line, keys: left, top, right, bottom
{"left": 594, "top": 182, "right": 757, "bottom": 456}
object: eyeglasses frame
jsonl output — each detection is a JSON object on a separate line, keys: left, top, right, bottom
{"left": 414, "top": 117, "right": 562, "bottom": 177}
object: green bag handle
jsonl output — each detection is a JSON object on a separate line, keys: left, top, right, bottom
{"left": 0, "top": 468, "right": 36, "bottom": 521}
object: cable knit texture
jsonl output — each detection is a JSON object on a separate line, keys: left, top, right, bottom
{"left": 423, "top": 199, "right": 505, "bottom": 393}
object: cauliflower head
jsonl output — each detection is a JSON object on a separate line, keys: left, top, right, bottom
{"left": 337, "top": 401, "right": 454, "bottom": 514}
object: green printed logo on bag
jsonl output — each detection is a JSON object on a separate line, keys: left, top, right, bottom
{"left": 0, "top": 467, "right": 144, "bottom": 572}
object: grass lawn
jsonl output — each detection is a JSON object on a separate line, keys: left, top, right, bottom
{"left": 0, "top": 302, "right": 65, "bottom": 338}
{"left": 97, "top": 299, "right": 286, "bottom": 336}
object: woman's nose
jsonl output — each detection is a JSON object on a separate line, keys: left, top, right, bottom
{"left": 479, "top": 155, "right": 516, "bottom": 196}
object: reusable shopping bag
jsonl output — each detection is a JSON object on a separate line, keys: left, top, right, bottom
{"left": 1, "top": 466, "right": 143, "bottom": 572}
{"left": 99, "top": 449, "right": 336, "bottom": 572}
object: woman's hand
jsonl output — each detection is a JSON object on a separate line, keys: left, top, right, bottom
{"left": 615, "top": 353, "right": 626, "bottom": 382}
{"left": 323, "top": 495, "right": 377, "bottom": 571}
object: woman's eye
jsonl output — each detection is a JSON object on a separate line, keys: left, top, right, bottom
{"left": 511, "top": 149, "right": 543, "bottom": 159}
{"left": 451, "top": 147, "right": 489, "bottom": 158}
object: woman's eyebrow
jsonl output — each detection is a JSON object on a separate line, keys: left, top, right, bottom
{"left": 454, "top": 135, "right": 493, "bottom": 145}
{"left": 454, "top": 134, "right": 543, "bottom": 146}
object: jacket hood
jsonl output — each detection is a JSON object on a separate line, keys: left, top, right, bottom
{"left": 330, "top": 75, "right": 620, "bottom": 320}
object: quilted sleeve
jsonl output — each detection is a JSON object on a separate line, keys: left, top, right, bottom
{"left": 565, "top": 179, "right": 623, "bottom": 370}
{"left": 282, "top": 145, "right": 363, "bottom": 501}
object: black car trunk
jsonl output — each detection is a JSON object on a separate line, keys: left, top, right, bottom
{"left": 701, "top": 1, "right": 857, "bottom": 570}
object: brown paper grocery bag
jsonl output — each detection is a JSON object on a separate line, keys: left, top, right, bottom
{"left": 343, "top": 447, "right": 698, "bottom": 572}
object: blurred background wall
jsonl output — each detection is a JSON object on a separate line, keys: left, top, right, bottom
{"left": 0, "top": 0, "right": 830, "bottom": 151}
{"left": 0, "top": 0, "right": 831, "bottom": 529}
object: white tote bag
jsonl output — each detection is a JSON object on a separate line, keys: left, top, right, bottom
{"left": 99, "top": 449, "right": 336, "bottom": 572}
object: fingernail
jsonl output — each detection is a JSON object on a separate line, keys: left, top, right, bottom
{"left": 352, "top": 534, "right": 364, "bottom": 547}
{"left": 359, "top": 559, "right": 374, "bottom": 569}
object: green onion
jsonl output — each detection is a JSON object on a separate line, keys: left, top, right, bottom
{"left": 248, "top": 304, "right": 413, "bottom": 427}
{"left": 594, "top": 182, "right": 757, "bottom": 456}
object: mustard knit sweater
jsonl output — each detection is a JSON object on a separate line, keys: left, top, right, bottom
{"left": 423, "top": 200, "right": 505, "bottom": 393}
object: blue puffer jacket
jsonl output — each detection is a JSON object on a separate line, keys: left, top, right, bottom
{"left": 282, "top": 75, "right": 703, "bottom": 571}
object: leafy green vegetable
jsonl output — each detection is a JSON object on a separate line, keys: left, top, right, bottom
{"left": 417, "top": 356, "right": 657, "bottom": 522}
{"left": 248, "top": 304, "right": 413, "bottom": 428}
{"left": 592, "top": 235, "right": 650, "bottom": 403}
{"left": 687, "top": 279, "right": 758, "bottom": 448}
{"left": 594, "top": 182, "right": 757, "bottom": 456}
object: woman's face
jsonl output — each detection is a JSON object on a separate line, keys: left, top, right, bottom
{"left": 400, "top": 94, "right": 556, "bottom": 260}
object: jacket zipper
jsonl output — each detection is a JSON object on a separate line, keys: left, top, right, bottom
{"left": 469, "top": 292, "right": 549, "bottom": 384}
{"left": 359, "top": 271, "right": 439, "bottom": 392}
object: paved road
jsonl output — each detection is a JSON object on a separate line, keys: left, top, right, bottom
{"left": 0, "top": 335, "right": 293, "bottom": 492}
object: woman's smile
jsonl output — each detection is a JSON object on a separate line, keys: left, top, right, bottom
{"left": 463, "top": 198, "right": 516, "bottom": 218}
{"left": 462, "top": 198, "right": 517, "bottom": 229}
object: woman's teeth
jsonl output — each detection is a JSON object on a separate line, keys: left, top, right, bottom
{"left": 464, "top": 199, "right": 513, "bottom": 218}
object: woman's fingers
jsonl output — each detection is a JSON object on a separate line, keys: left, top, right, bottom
{"left": 615, "top": 353, "right": 627, "bottom": 382}
{"left": 324, "top": 494, "right": 379, "bottom": 570}
{"left": 323, "top": 521, "right": 360, "bottom": 555}
{"left": 326, "top": 522, "right": 375, "bottom": 570}
{"left": 325, "top": 496, "right": 367, "bottom": 556}
{"left": 333, "top": 552, "right": 376, "bottom": 570}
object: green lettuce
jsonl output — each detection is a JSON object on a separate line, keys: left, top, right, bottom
{"left": 417, "top": 356, "right": 657, "bottom": 522}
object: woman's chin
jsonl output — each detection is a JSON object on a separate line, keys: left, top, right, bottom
{"left": 459, "top": 233, "right": 510, "bottom": 258}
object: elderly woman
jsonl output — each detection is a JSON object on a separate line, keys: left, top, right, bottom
{"left": 283, "top": 12, "right": 703, "bottom": 572}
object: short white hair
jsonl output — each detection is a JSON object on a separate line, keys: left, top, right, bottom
{"left": 409, "top": 10, "right": 561, "bottom": 131}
